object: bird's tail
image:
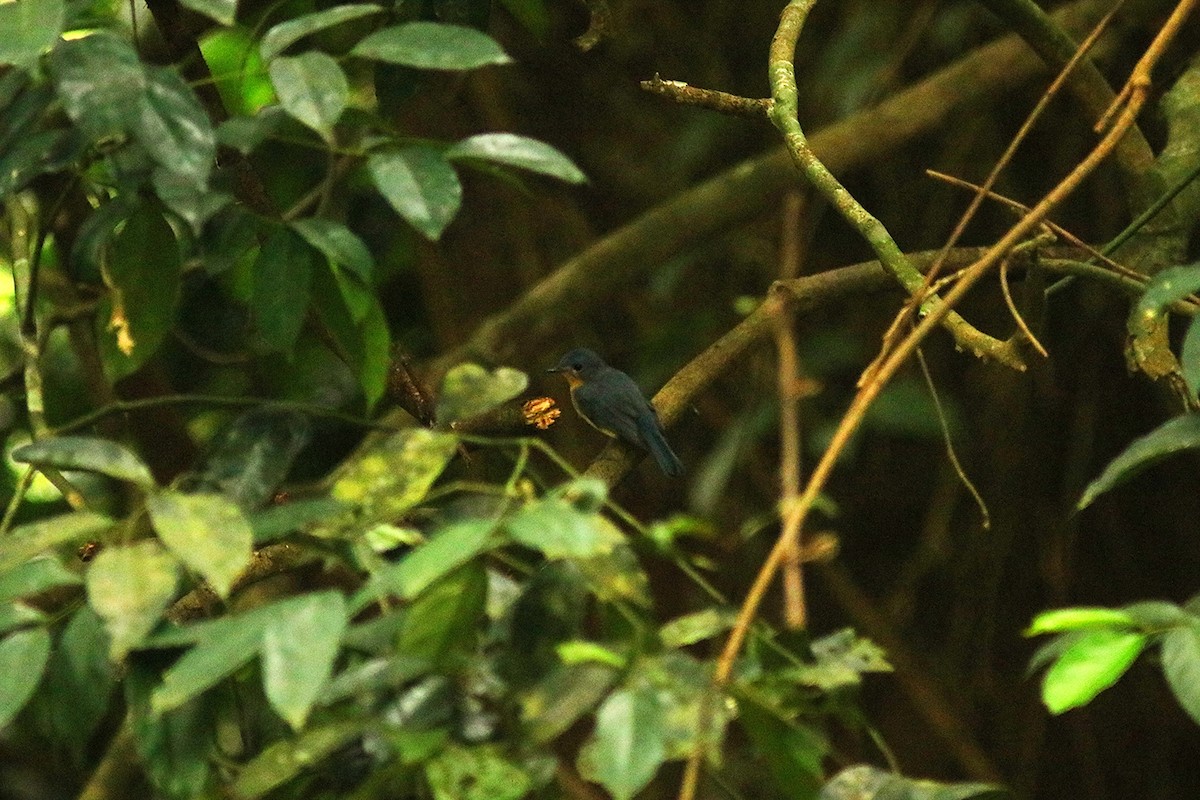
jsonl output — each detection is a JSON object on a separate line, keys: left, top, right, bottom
{"left": 638, "top": 414, "right": 683, "bottom": 477}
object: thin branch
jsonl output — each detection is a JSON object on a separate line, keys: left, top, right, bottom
{"left": 640, "top": 74, "right": 772, "bottom": 118}
{"left": 766, "top": 0, "right": 1025, "bottom": 371}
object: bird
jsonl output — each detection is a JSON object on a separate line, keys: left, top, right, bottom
{"left": 547, "top": 348, "right": 683, "bottom": 477}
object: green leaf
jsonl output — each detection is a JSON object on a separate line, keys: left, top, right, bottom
{"left": 151, "top": 608, "right": 271, "bottom": 712}
{"left": 201, "top": 27, "right": 276, "bottom": 117}
{"left": 0, "top": 512, "right": 112, "bottom": 573}
{"left": 436, "top": 363, "right": 529, "bottom": 424}
{"left": 11, "top": 435, "right": 156, "bottom": 489}
{"left": 556, "top": 640, "right": 626, "bottom": 668}
{"left": 351, "top": 22, "right": 512, "bottom": 70}
{"left": 259, "top": 4, "right": 383, "bottom": 62}
{"left": 269, "top": 52, "right": 348, "bottom": 142}
{"left": 1077, "top": 414, "right": 1200, "bottom": 509}
{"left": 0, "top": 556, "right": 82, "bottom": 603}
{"left": 398, "top": 563, "right": 487, "bottom": 666}
{"left": 1041, "top": 629, "right": 1147, "bottom": 713}
{"left": 253, "top": 226, "right": 313, "bottom": 354}
{"left": 447, "top": 133, "right": 586, "bottom": 183}
{"left": 50, "top": 32, "right": 146, "bottom": 142}
{"left": 367, "top": 146, "right": 462, "bottom": 240}
{"left": 128, "top": 663, "right": 214, "bottom": 799}
{"left": 1026, "top": 607, "right": 1138, "bottom": 635}
{"left": 0, "top": 0, "right": 64, "bottom": 66}
{"left": 506, "top": 500, "right": 616, "bottom": 559}
{"left": 357, "top": 295, "right": 391, "bottom": 411}
{"left": 0, "top": 603, "right": 46, "bottom": 635}
{"left": 232, "top": 721, "right": 366, "bottom": 799}
{"left": 331, "top": 428, "right": 458, "bottom": 523}
{"left": 520, "top": 662, "right": 618, "bottom": 743}
{"left": 40, "top": 607, "right": 116, "bottom": 754}
{"left": 97, "top": 204, "right": 182, "bottom": 379}
{"left": 784, "top": 629, "right": 892, "bottom": 691}
{"left": 577, "top": 685, "right": 668, "bottom": 800}
{"left": 1183, "top": 315, "right": 1200, "bottom": 401}
{"left": 1131, "top": 263, "right": 1200, "bottom": 336}
{"left": 0, "top": 628, "right": 51, "bottom": 730}
{"left": 821, "top": 765, "right": 1006, "bottom": 800}
{"left": 261, "top": 591, "right": 347, "bottom": 729}
{"left": 191, "top": 408, "right": 312, "bottom": 509}
{"left": 739, "top": 703, "right": 824, "bottom": 799}
{"left": 248, "top": 497, "right": 347, "bottom": 543}
{"left": 1162, "top": 623, "right": 1200, "bottom": 726}
{"left": 290, "top": 217, "right": 375, "bottom": 281}
{"left": 137, "top": 65, "right": 216, "bottom": 185}
{"left": 1119, "top": 600, "right": 1191, "bottom": 630}
{"left": 0, "top": 128, "right": 82, "bottom": 200}
{"left": 179, "top": 0, "right": 237, "bottom": 26}
{"left": 426, "top": 744, "right": 532, "bottom": 800}
{"left": 377, "top": 520, "right": 494, "bottom": 601}
{"left": 146, "top": 491, "right": 254, "bottom": 600}
{"left": 86, "top": 541, "right": 180, "bottom": 660}
{"left": 659, "top": 608, "right": 737, "bottom": 648}
{"left": 496, "top": 0, "right": 550, "bottom": 39}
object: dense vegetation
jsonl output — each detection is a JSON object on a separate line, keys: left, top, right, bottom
{"left": 3, "top": 0, "right": 1200, "bottom": 798}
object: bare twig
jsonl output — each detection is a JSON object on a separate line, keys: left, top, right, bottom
{"left": 640, "top": 74, "right": 772, "bottom": 118}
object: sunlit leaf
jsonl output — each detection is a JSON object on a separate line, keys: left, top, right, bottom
{"left": 556, "top": 640, "right": 626, "bottom": 668}
{"left": 291, "top": 217, "right": 375, "bottom": 281}
{"left": 351, "top": 22, "right": 511, "bottom": 70}
{"left": 86, "top": 541, "right": 180, "bottom": 659}
{"left": 447, "top": 133, "right": 586, "bottom": 183}
{"left": 260, "top": 4, "right": 383, "bottom": 62}
{"left": 436, "top": 363, "right": 528, "bottom": 424}
{"left": 262, "top": 591, "right": 346, "bottom": 729}
{"left": 12, "top": 435, "right": 156, "bottom": 489}
{"left": 577, "top": 685, "right": 667, "bottom": 800}
{"left": 201, "top": 27, "right": 277, "bottom": 116}
{"left": 1040, "top": 629, "right": 1147, "bottom": 713}
{"left": 1162, "top": 623, "right": 1200, "bottom": 726}
{"left": 0, "top": 0, "right": 64, "bottom": 66}
{"left": 1077, "top": 414, "right": 1200, "bottom": 509}
{"left": 0, "top": 628, "right": 51, "bottom": 729}
{"left": 367, "top": 146, "right": 462, "bottom": 240}
{"left": 146, "top": 491, "right": 254, "bottom": 599}
{"left": 269, "top": 52, "right": 348, "bottom": 142}
{"left": 331, "top": 428, "right": 458, "bottom": 521}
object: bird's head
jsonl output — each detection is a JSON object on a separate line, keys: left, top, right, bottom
{"left": 547, "top": 348, "right": 607, "bottom": 387}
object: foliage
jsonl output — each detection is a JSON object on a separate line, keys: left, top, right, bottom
{"left": 6, "top": 0, "right": 1200, "bottom": 799}
{"left": 1027, "top": 599, "right": 1200, "bottom": 723}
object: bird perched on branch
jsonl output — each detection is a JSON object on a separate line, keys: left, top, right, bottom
{"left": 548, "top": 348, "right": 683, "bottom": 477}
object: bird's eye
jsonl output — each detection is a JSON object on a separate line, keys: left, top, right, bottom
{"left": 571, "top": 363, "right": 582, "bottom": 371}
